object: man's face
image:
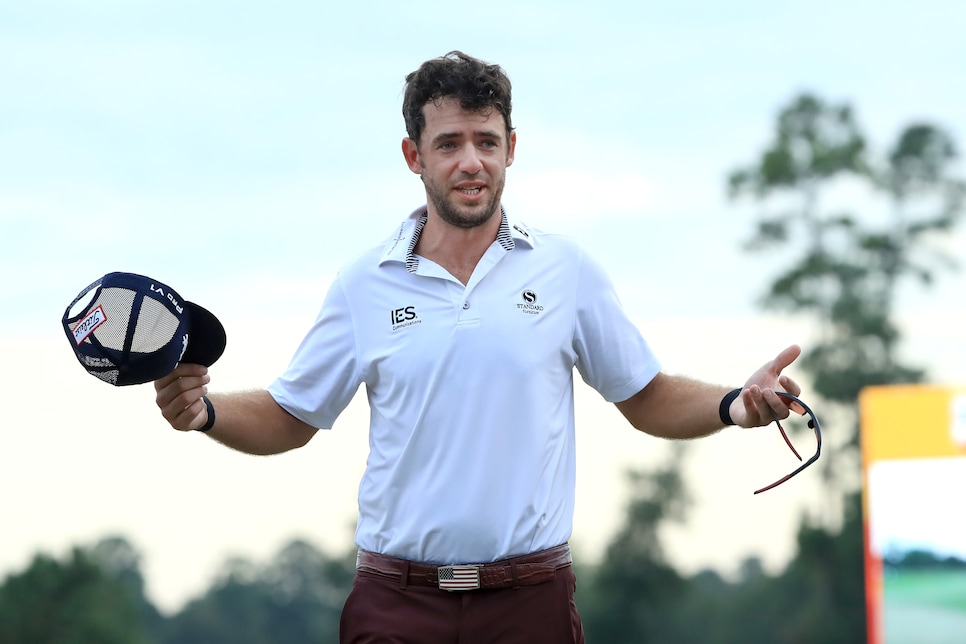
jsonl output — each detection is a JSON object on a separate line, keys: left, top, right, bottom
{"left": 403, "top": 97, "right": 516, "bottom": 229}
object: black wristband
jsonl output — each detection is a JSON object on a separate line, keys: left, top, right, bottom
{"left": 719, "top": 388, "right": 742, "bottom": 426}
{"left": 198, "top": 395, "right": 215, "bottom": 432}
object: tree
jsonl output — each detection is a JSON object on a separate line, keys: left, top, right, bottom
{"left": 728, "top": 92, "right": 963, "bottom": 643}
{"left": 0, "top": 542, "right": 153, "bottom": 644}
{"left": 731, "top": 95, "right": 963, "bottom": 405}
{"left": 730, "top": 94, "right": 963, "bottom": 510}
{"left": 90, "top": 535, "right": 167, "bottom": 640}
{"left": 164, "top": 539, "right": 355, "bottom": 644}
{"left": 575, "top": 92, "right": 962, "bottom": 643}
{"left": 580, "top": 444, "right": 691, "bottom": 643}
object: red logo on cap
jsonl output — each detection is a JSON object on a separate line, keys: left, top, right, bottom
{"left": 72, "top": 305, "right": 106, "bottom": 346}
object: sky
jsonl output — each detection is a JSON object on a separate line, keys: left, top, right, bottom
{"left": 3, "top": 1, "right": 966, "bottom": 614}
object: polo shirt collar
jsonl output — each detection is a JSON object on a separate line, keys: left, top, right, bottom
{"left": 379, "top": 205, "right": 534, "bottom": 272}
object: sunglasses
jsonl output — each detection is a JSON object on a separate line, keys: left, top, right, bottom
{"left": 754, "top": 392, "right": 822, "bottom": 495}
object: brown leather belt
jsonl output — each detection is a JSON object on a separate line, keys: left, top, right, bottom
{"left": 356, "top": 543, "right": 572, "bottom": 591}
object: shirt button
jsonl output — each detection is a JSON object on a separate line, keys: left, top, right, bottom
{"left": 462, "top": 301, "right": 470, "bottom": 310}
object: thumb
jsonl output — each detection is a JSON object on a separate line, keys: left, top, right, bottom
{"left": 772, "top": 344, "right": 802, "bottom": 372}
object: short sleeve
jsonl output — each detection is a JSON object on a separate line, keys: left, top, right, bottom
{"left": 572, "top": 249, "right": 661, "bottom": 402}
{"left": 267, "top": 276, "right": 362, "bottom": 429}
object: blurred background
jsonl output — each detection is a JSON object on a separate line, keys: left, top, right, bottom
{"left": 2, "top": 1, "right": 965, "bottom": 641}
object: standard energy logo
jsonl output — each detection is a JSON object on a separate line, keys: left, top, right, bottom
{"left": 517, "top": 290, "right": 544, "bottom": 316}
{"left": 390, "top": 305, "right": 421, "bottom": 331}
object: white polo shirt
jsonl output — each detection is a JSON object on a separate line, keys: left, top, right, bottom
{"left": 268, "top": 206, "right": 661, "bottom": 564}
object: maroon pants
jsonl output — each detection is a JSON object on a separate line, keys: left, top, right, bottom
{"left": 339, "top": 564, "right": 585, "bottom": 643}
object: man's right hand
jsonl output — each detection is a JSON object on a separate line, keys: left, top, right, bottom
{"left": 155, "top": 363, "right": 211, "bottom": 431}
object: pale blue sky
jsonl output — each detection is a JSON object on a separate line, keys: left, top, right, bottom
{"left": 3, "top": 1, "right": 965, "bottom": 612}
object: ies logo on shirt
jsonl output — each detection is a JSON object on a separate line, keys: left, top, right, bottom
{"left": 390, "top": 305, "right": 421, "bottom": 331}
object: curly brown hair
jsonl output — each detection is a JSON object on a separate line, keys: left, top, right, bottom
{"left": 403, "top": 51, "right": 513, "bottom": 146}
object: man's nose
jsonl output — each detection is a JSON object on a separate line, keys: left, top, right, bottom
{"left": 457, "top": 146, "right": 484, "bottom": 174}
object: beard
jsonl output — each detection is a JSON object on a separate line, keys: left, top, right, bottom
{"left": 422, "top": 170, "right": 505, "bottom": 229}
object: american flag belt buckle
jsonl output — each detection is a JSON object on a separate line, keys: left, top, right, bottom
{"left": 437, "top": 564, "right": 481, "bottom": 591}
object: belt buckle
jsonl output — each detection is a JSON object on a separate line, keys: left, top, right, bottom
{"left": 437, "top": 564, "right": 481, "bottom": 591}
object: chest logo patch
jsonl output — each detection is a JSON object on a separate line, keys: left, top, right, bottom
{"left": 517, "top": 289, "right": 545, "bottom": 316}
{"left": 390, "top": 305, "right": 421, "bottom": 331}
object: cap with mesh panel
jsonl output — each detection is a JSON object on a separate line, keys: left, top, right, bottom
{"left": 62, "top": 272, "right": 226, "bottom": 386}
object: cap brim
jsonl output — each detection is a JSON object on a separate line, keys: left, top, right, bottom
{"left": 182, "top": 302, "right": 227, "bottom": 367}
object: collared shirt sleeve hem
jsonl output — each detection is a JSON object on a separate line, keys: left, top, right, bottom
{"left": 601, "top": 361, "right": 662, "bottom": 404}
{"left": 266, "top": 275, "right": 363, "bottom": 430}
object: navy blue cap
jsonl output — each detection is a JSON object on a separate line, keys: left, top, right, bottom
{"left": 62, "top": 272, "right": 226, "bottom": 386}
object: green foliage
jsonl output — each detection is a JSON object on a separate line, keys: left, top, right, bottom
{"left": 0, "top": 537, "right": 355, "bottom": 644}
{"left": 580, "top": 445, "right": 690, "bottom": 643}
{"left": 577, "top": 458, "right": 867, "bottom": 642}
{"left": 885, "top": 125, "right": 961, "bottom": 202}
{"left": 0, "top": 543, "right": 154, "bottom": 644}
{"left": 773, "top": 491, "right": 867, "bottom": 643}
{"left": 163, "top": 539, "right": 354, "bottom": 644}
{"left": 729, "top": 94, "right": 868, "bottom": 200}
{"left": 580, "top": 91, "right": 961, "bottom": 642}
{"left": 886, "top": 549, "right": 966, "bottom": 570}
{"left": 725, "top": 92, "right": 962, "bottom": 641}
{"left": 730, "top": 94, "right": 963, "bottom": 405}
{"left": 723, "top": 92, "right": 963, "bottom": 641}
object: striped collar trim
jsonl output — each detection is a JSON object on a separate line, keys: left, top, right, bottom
{"left": 381, "top": 205, "right": 531, "bottom": 272}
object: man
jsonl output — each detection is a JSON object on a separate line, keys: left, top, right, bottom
{"left": 155, "top": 51, "right": 802, "bottom": 643}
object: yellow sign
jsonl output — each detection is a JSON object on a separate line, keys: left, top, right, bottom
{"left": 860, "top": 385, "right": 966, "bottom": 463}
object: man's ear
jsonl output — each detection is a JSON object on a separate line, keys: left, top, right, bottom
{"left": 506, "top": 130, "right": 517, "bottom": 167}
{"left": 402, "top": 138, "right": 422, "bottom": 174}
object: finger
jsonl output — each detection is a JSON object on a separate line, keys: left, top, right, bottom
{"left": 762, "top": 389, "right": 793, "bottom": 420}
{"left": 156, "top": 372, "right": 209, "bottom": 408}
{"left": 159, "top": 380, "right": 207, "bottom": 419}
{"left": 161, "top": 390, "right": 207, "bottom": 431}
{"left": 154, "top": 363, "right": 208, "bottom": 393}
{"left": 771, "top": 344, "right": 802, "bottom": 373}
{"left": 778, "top": 374, "right": 802, "bottom": 397}
{"left": 742, "top": 386, "right": 775, "bottom": 426}
{"left": 156, "top": 373, "right": 210, "bottom": 430}
{"left": 168, "top": 397, "right": 208, "bottom": 432}
{"left": 774, "top": 374, "right": 806, "bottom": 415}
